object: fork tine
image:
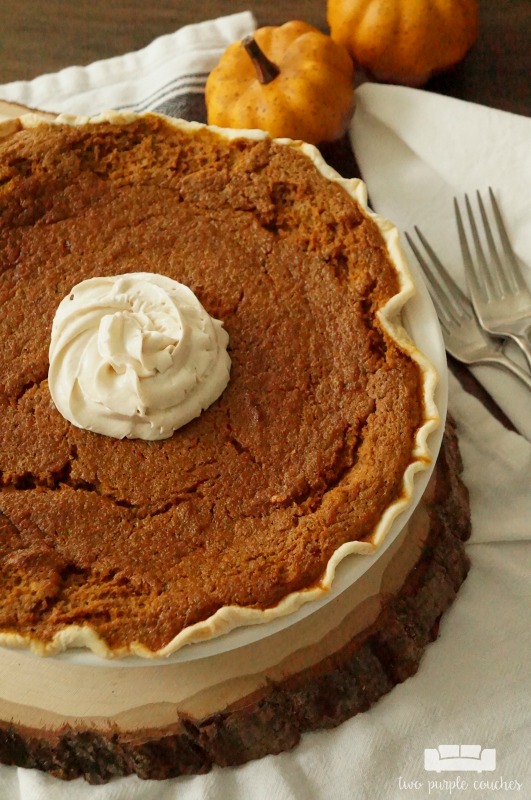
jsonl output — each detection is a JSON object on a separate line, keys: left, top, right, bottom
{"left": 476, "top": 190, "right": 506, "bottom": 297}
{"left": 404, "top": 232, "right": 448, "bottom": 323}
{"left": 412, "top": 226, "right": 473, "bottom": 315}
{"left": 405, "top": 228, "right": 473, "bottom": 328}
{"left": 454, "top": 197, "right": 487, "bottom": 306}
{"left": 488, "top": 187, "right": 526, "bottom": 294}
{"left": 463, "top": 193, "right": 498, "bottom": 301}
{"left": 405, "top": 237, "right": 450, "bottom": 329}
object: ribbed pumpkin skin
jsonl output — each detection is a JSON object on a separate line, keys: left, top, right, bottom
{"left": 327, "top": 0, "right": 479, "bottom": 87}
{"left": 205, "top": 21, "right": 355, "bottom": 145}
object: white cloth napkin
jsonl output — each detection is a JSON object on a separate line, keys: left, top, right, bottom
{"left": 1, "top": 17, "right": 530, "bottom": 800}
{"left": 351, "top": 82, "right": 531, "bottom": 441}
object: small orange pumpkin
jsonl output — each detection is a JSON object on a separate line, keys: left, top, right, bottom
{"left": 327, "top": 0, "right": 479, "bottom": 87}
{"left": 205, "top": 21, "right": 355, "bottom": 146}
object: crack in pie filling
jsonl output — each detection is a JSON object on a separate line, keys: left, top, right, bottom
{"left": 0, "top": 113, "right": 438, "bottom": 658}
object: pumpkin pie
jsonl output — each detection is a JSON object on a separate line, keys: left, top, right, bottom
{"left": 0, "top": 112, "right": 438, "bottom": 658}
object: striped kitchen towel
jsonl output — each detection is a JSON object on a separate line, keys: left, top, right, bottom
{"left": 0, "top": 12, "right": 256, "bottom": 122}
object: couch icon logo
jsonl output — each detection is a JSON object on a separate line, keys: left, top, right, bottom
{"left": 424, "top": 745, "right": 496, "bottom": 773}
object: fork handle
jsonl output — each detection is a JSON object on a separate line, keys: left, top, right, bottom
{"left": 508, "top": 333, "right": 531, "bottom": 373}
{"left": 485, "top": 352, "right": 531, "bottom": 392}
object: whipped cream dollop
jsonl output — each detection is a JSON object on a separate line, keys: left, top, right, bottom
{"left": 48, "top": 273, "right": 231, "bottom": 440}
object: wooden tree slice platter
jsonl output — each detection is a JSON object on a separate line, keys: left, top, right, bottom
{"left": 0, "top": 419, "right": 470, "bottom": 783}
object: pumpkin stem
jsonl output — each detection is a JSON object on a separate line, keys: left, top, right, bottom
{"left": 242, "top": 35, "right": 280, "bottom": 85}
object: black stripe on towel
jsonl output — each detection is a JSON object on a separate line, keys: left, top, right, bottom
{"left": 114, "top": 72, "right": 209, "bottom": 113}
{"left": 153, "top": 92, "right": 207, "bottom": 124}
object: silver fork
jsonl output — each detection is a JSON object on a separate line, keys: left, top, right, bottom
{"left": 405, "top": 227, "right": 531, "bottom": 392}
{"left": 455, "top": 188, "right": 531, "bottom": 370}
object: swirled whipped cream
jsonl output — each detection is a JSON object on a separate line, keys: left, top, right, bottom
{"left": 48, "top": 272, "right": 231, "bottom": 440}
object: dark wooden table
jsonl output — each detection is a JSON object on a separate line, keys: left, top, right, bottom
{"left": 1, "top": 0, "right": 529, "bottom": 426}
{"left": 2, "top": 0, "right": 530, "bottom": 115}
